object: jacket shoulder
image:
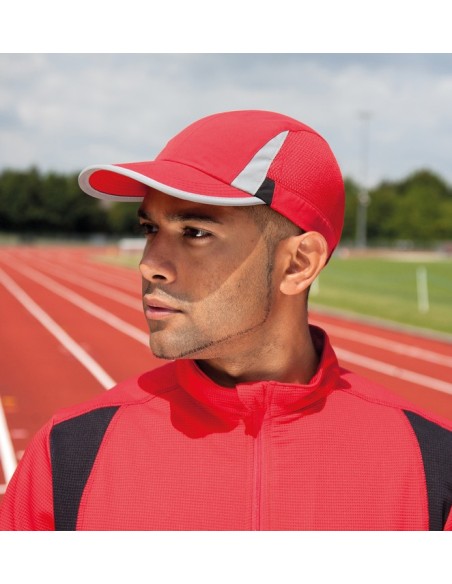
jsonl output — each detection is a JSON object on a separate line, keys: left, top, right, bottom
{"left": 339, "top": 366, "right": 452, "bottom": 430}
{"left": 339, "top": 367, "right": 452, "bottom": 530}
{"left": 51, "top": 361, "right": 178, "bottom": 425}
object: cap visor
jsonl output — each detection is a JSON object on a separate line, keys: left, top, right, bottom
{"left": 78, "top": 161, "right": 264, "bottom": 206}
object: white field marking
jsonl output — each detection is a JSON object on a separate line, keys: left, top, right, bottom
{"left": 16, "top": 254, "right": 141, "bottom": 311}
{"left": 2, "top": 260, "right": 149, "bottom": 346}
{"left": 0, "top": 396, "right": 17, "bottom": 483}
{"left": 416, "top": 266, "right": 430, "bottom": 314}
{"left": 0, "top": 268, "right": 116, "bottom": 390}
{"left": 43, "top": 251, "right": 139, "bottom": 291}
{"left": 318, "top": 322, "right": 452, "bottom": 369}
{"left": 336, "top": 348, "right": 452, "bottom": 395}
{"left": 7, "top": 249, "right": 139, "bottom": 293}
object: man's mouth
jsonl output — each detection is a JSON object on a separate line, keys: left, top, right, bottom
{"left": 143, "top": 296, "right": 183, "bottom": 320}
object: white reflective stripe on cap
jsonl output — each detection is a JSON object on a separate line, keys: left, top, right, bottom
{"left": 78, "top": 164, "right": 266, "bottom": 206}
{"left": 231, "top": 131, "right": 289, "bottom": 195}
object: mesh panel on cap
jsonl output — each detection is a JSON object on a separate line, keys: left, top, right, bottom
{"left": 267, "top": 130, "right": 345, "bottom": 246}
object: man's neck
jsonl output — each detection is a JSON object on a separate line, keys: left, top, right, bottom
{"left": 196, "top": 323, "right": 319, "bottom": 388}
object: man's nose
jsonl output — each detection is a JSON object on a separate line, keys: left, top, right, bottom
{"left": 139, "top": 237, "right": 177, "bottom": 284}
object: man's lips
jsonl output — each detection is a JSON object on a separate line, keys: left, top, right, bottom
{"left": 143, "top": 296, "right": 183, "bottom": 320}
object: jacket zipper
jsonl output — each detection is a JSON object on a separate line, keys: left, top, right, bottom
{"left": 252, "top": 416, "right": 263, "bottom": 530}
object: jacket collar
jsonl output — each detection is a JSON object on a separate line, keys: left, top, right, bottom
{"left": 175, "top": 326, "right": 341, "bottom": 420}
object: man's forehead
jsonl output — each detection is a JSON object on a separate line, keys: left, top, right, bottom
{"left": 138, "top": 188, "right": 256, "bottom": 223}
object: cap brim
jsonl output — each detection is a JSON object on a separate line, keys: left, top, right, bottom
{"left": 78, "top": 161, "right": 265, "bottom": 207}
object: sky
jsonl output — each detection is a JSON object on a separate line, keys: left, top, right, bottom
{"left": 1, "top": 53, "right": 452, "bottom": 189}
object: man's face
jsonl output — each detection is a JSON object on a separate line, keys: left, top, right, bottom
{"left": 138, "top": 189, "right": 278, "bottom": 361}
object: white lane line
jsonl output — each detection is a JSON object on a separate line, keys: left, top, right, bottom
{"left": 20, "top": 255, "right": 141, "bottom": 310}
{"left": 0, "top": 396, "right": 17, "bottom": 483}
{"left": 317, "top": 321, "right": 452, "bottom": 368}
{"left": 2, "top": 260, "right": 149, "bottom": 346}
{"left": 336, "top": 348, "right": 452, "bottom": 395}
{"left": 38, "top": 250, "right": 139, "bottom": 291}
{"left": 0, "top": 268, "right": 116, "bottom": 390}
{"left": 6, "top": 249, "right": 139, "bottom": 293}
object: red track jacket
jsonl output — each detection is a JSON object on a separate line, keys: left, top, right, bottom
{"left": 1, "top": 327, "right": 452, "bottom": 530}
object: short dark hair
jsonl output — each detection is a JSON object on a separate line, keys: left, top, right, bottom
{"left": 243, "top": 204, "right": 303, "bottom": 246}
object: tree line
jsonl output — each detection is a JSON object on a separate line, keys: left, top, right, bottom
{"left": 0, "top": 167, "right": 451, "bottom": 246}
{"left": 342, "top": 170, "right": 452, "bottom": 246}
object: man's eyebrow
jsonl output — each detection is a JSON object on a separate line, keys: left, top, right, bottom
{"left": 138, "top": 208, "right": 150, "bottom": 220}
{"left": 137, "top": 208, "right": 224, "bottom": 225}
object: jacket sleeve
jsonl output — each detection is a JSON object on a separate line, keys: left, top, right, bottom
{"left": 0, "top": 422, "right": 55, "bottom": 530}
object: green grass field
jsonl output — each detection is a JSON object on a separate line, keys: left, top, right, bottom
{"left": 310, "top": 254, "right": 452, "bottom": 336}
{"left": 97, "top": 250, "right": 452, "bottom": 337}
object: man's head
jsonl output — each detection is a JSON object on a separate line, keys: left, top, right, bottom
{"left": 78, "top": 110, "right": 344, "bottom": 364}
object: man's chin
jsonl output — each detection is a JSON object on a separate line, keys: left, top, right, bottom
{"left": 148, "top": 339, "right": 180, "bottom": 361}
{"left": 148, "top": 333, "right": 198, "bottom": 361}
{"left": 148, "top": 334, "right": 216, "bottom": 361}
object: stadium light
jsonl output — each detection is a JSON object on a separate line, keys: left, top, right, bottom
{"left": 355, "top": 110, "right": 372, "bottom": 249}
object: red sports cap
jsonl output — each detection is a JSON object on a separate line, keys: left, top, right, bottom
{"left": 78, "top": 110, "right": 345, "bottom": 256}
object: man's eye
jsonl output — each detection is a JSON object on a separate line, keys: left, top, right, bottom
{"left": 183, "top": 227, "right": 212, "bottom": 239}
{"left": 139, "top": 223, "right": 157, "bottom": 236}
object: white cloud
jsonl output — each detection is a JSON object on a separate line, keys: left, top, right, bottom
{"left": 1, "top": 54, "right": 452, "bottom": 187}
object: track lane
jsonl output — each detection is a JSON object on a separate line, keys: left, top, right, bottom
{"left": 23, "top": 247, "right": 142, "bottom": 293}
{"left": 8, "top": 252, "right": 142, "bottom": 310}
{"left": 3, "top": 252, "right": 146, "bottom": 330}
{"left": 0, "top": 261, "right": 163, "bottom": 382}
{"left": 311, "top": 310, "right": 452, "bottom": 357}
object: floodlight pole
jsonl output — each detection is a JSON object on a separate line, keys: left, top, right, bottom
{"left": 355, "top": 111, "right": 372, "bottom": 249}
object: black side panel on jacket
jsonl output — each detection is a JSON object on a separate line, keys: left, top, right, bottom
{"left": 404, "top": 410, "right": 452, "bottom": 530}
{"left": 50, "top": 406, "right": 120, "bottom": 530}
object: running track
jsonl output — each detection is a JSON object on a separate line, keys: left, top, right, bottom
{"left": 1, "top": 245, "right": 451, "bottom": 500}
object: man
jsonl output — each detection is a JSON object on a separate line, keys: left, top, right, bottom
{"left": 1, "top": 110, "right": 451, "bottom": 530}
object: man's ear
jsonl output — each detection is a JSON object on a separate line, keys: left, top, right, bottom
{"left": 279, "top": 232, "right": 329, "bottom": 296}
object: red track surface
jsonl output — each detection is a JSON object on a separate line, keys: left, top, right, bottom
{"left": 1, "top": 245, "right": 451, "bottom": 501}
